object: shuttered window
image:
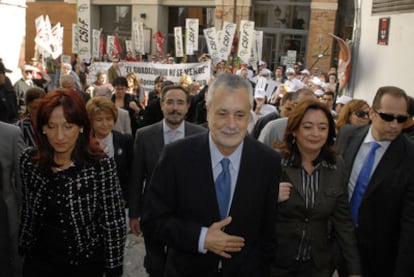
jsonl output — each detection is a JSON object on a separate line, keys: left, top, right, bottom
{"left": 372, "top": 0, "right": 414, "bottom": 14}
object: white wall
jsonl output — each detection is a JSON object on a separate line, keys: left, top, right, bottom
{"left": 352, "top": 0, "right": 414, "bottom": 103}
{"left": 0, "top": 0, "right": 26, "bottom": 83}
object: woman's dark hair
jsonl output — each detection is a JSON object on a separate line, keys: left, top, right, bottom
{"left": 34, "top": 89, "right": 104, "bottom": 172}
{"left": 276, "top": 100, "right": 337, "bottom": 165}
{"left": 112, "top": 76, "right": 128, "bottom": 87}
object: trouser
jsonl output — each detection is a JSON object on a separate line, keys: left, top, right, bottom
{"left": 144, "top": 239, "right": 167, "bottom": 277}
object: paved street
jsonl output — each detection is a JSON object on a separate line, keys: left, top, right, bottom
{"left": 123, "top": 234, "right": 148, "bottom": 277}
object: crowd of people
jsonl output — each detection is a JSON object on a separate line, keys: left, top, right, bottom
{"left": 0, "top": 50, "right": 413, "bottom": 277}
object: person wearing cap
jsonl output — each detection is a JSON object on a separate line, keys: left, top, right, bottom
{"left": 299, "top": 68, "right": 311, "bottom": 84}
{"left": 0, "top": 62, "right": 18, "bottom": 123}
{"left": 13, "top": 65, "right": 39, "bottom": 115}
{"left": 235, "top": 62, "right": 254, "bottom": 79}
{"left": 335, "top": 95, "right": 353, "bottom": 115}
{"left": 284, "top": 67, "right": 304, "bottom": 92}
{"left": 253, "top": 88, "right": 277, "bottom": 119}
{"left": 258, "top": 61, "right": 272, "bottom": 77}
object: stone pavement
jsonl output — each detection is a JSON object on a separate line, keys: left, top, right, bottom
{"left": 123, "top": 233, "right": 148, "bottom": 277}
{"left": 121, "top": 233, "right": 340, "bottom": 277}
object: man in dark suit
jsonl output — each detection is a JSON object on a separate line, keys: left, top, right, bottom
{"left": 336, "top": 86, "right": 414, "bottom": 277}
{"left": 128, "top": 84, "right": 206, "bottom": 277}
{"left": 0, "top": 121, "right": 25, "bottom": 277}
{"left": 142, "top": 74, "right": 281, "bottom": 277}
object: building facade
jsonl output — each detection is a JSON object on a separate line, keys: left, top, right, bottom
{"left": 26, "top": 0, "right": 345, "bottom": 73}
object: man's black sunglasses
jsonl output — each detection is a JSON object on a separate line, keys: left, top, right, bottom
{"left": 374, "top": 110, "right": 409, "bottom": 123}
{"left": 354, "top": 110, "right": 369, "bottom": 118}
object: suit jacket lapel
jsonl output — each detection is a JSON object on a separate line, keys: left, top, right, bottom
{"left": 191, "top": 133, "right": 221, "bottom": 219}
{"left": 151, "top": 121, "right": 165, "bottom": 149}
{"left": 284, "top": 166, "right": 305, "bottom": 200}
{"left": 363, "top": 135, "right": 404, "bottom": 200}
{"left": 344, "top": 126, "right": 368, "bottom": 181}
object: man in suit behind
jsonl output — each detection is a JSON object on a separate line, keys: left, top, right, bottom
{"left": 336, "top": 86, "right": 414, "bottom": 277}
{"left": 128, "top": 84, "right": 206, "bottom": 277}
{"left": 0, "top": 121, "right": 25, "bottom": 276}
{"left": 142, "top": 74, "right": 281, "bottom": 277}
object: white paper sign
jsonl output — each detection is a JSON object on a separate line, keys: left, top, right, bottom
{"left": 186, "top": 18, "right": 199, "bottom": 54}
{"left": 125, "top": 40, "right": 133, "bottom": 53}
{"left": 256, "top": 31, "right": 263, "bottom": 63}
{"left": 133, "top": 22, "right": 145, "bottom": 54}
{"left": 92, "top": 29, "right": 101, "bottom": 59}
{"left": 238, "top": 20, "right": 255, "bottom": 64}
{"left": 174, "top": 27, "right": 184, "bottom": 58}
{"left": 72, "top": 23, "right": 78, "bottom": 54}
{"left": 106, "top": 35, "right": 115, "bottom": 59}
{"left": 203, "top": 27, "right": 220, "bottom": 64}
{"left": 77, "top": 0, "right": 91, "bottom": 62}
{"left": 219, "top": 21, "right": 236, "bottom": 61}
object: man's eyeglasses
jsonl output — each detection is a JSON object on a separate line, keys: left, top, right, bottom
{"left": 374, "top": 110, "right": 409, "bottom": 123}
{"left": 354, "top": 110, "right": 369, "bottom": 118}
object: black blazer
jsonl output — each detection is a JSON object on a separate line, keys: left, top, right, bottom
{"left": 112, "top": 130, "right": 133, "bottom": 204}
{"left": 142, "top": 133, "right": 281, "bottom": 277}
{"left": 128, "top": 121, "right": 206, "bottom": 218}
{"left": 276, "top": 157, "right": 360, "bottom": 274}
{"left": 336, "top": 124, "right": 414, "bottom": 277}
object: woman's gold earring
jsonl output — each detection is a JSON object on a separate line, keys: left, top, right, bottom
{"left": 42, "top": 130, "right": 46, "bottom": 134}
{"left": 80, "top": 128, "right": 84, "bottom": 134}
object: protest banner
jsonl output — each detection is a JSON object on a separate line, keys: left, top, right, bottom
{"left": 89, "top": 61, "right": 211, "bottom": 91}
{"left": 77, "top": 0, "right": 91, "bottom": 62}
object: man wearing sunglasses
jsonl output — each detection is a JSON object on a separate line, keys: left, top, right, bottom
{"left": 336, "top": 86, "right": 414, "bottom": 277}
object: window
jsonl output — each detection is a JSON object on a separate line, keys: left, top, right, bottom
{"left": 372, "top": 0, "right": 414, "bottom": 14}
{"left": 99, "top": 5, "right": 132, "bottom": 55}
{"left": 167, "top": 7, "right": 215, "bottom": 57}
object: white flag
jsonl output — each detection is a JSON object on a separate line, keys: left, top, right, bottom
{"left": 34, "top": 15, "right": 53, "bottom": 56}
{"left": 174, "top": 27, "right": 184, "bottom": 58}
{"left": 238, "top": 20, "right": 255, "bottom": 64}
{"left": 50, "top": 23, "right": 63, "bottom": 59}
{"left": 186, "top": 18, "right": 199, "bottom": 55}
